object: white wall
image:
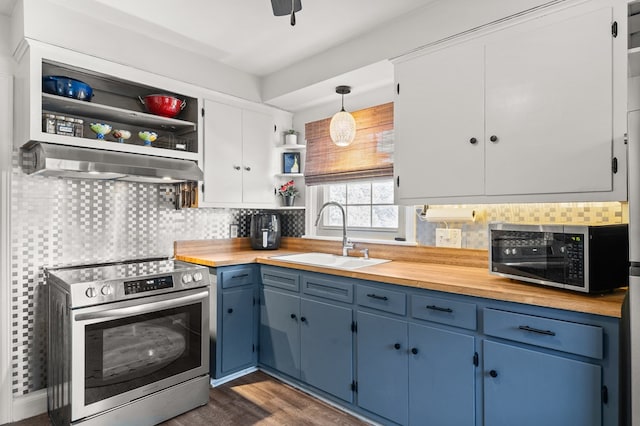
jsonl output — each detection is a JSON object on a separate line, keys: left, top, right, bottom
{"left": 262, "top": 0, "right": 563, "bottom": 102}
{"left": 13, "top": 0, "right": 263, "bottom": 102}
{"left": 0, "top": 12, "right": 13, "bottom": 425}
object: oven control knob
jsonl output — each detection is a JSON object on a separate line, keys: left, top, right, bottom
{"left": 193, "top": 272, "right": 203, "bottom": 282}
{"left": 182, "top": 274, "right": 193, "bottom": 284}
{"left": 85, "top": 287, "right": 97, "bottom": 298}
{"left": 101, "top": 285, "right": 112, "bottom": 296}
{"left": 503, "top": 248, "right": 509, "bottom": 255}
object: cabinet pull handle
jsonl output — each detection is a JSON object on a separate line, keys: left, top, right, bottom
{"left": 518, "top": 325, "right": 556, "bottom": 336}
{"left": 426, "top": 305, "right": 453, "bottom": 313}
{"left": 290, "top": 313, "right": 297, "bottom": 320}
{"left": 489, "top": 135, "right": 498, "bottom": 143}
{"left": 232, "top": 273, "right": 249, "bottom": 279}
{"left": 233, "top": 165, "right": 241, "bottom": 170}
{"left": 394, "top": 343, "right": 401, "bottom": 350}
{"left": 489, "top": 370, "right": 498, "bottom": 378}
{"left": 411, "top": 347, "right": 419, "bottom": 355}
{"left": 366, "top": 293, "right": 389, "bottom": 301}
{"left": 469, "top": 137, "right": 477, "bottom": 145}
{"left": 227, "top": 308, "right": 233, "bottom": 314}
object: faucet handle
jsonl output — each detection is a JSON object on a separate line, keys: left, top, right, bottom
{"left": 360, "top": 248, "right": 369, "bottom": 259}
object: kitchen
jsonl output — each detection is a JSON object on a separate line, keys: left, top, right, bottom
{"left": 0, "top": 0, "right": 636, "bottom": 425}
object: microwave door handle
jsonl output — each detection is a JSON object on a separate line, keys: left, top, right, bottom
{"left": 501, "top": 261, "right": 566, "bottom": 268}
{"left": 74, "top": 290, "right": 209, "bottom": 322}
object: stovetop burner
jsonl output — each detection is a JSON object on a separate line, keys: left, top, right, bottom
{"left": 47, "top": 257, "right": 210, "bottom": 308}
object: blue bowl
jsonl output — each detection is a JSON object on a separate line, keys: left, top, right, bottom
{"left": 42, "top": 76, "right": 93, "bottom": 101}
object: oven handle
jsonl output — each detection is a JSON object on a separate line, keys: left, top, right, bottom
{"left": 74, "top": 290, "right": 209, "bottom": 322}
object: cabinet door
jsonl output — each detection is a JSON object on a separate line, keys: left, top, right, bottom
{"left": 356, "top": 311, "right": 408, "bottom": 425}
{"left": 203, "top": 100, "right": 243, "bottom": 204}
{"left": 483, "top": 340, "right": 602, "bottom": 426}
{"left": 259, "top": 288, "right": 300, "bottom": 378}
{"left": 394, "top": 42, "right": 485, "bottom": 201}
{"left": 242, "top": 109, "right": 275, "bottom": 204}
{"left": 300, "top": 298, "right": 353, "bottom": 403}
{"left": 485, "top": 7, "right": 613, "bottom": 196}
{"left": 408, "top": 323, "right": 475, "bottom": 426}
{"left": 221, "top": 287, "right": 255, "bottom": 374}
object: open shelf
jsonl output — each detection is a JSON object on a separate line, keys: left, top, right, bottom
{"left": 42, "top": 93, "right": 197, "bottom": 131}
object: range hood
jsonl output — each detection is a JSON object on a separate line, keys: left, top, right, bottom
{"left": 20, "top": 143, "right": 203, "bottom": 183}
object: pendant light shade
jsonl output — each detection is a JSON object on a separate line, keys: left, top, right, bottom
{"left": 330, "top": 86, "right": 356, "bottom": 147}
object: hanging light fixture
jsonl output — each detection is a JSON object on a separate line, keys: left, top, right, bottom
{"left": 330, "top": 85, "right": 356, "bottom": 147}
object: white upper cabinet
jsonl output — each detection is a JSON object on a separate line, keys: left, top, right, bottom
{"left": 393, "top": 0, "right": 627, "bottom": 204}
{"left": 202, "top": 99, "right": 289, "bottom": 208}
{"left": 13, "top": 40, "right": 202, "bottom": 161}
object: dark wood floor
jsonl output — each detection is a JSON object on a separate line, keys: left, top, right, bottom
{"left": 10, "top": 371, "right": 371, "bottom": 426}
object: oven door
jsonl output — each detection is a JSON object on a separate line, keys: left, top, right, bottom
{"left": 70, "top": 287, "right": 209, "bottom": 421}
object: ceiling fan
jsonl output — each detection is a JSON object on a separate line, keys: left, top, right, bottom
{"left": 271, "top": 0, "right": 302, "bottom": 26}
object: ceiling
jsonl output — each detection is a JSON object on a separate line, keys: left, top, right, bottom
{"left": 0, "top": 0, "right": 436, "bottom": 110}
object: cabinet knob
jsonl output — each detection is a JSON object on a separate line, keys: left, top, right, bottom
{"left": 227, "top": 308, "right": 233, "bottom": 314}
{"left": 290, "top": 313, "right": 297, "bottom": 320}
{"left": 233, "top": 165, "right": 241, "bottom": 170}
{"left": 300, "top": 316, "right": 307, "bottom": 322}
{"left": 490, "top": 135, "right": 498, "bottom": 143}
{"left": 394, "top": 343, "right": 401, "bottom": 350}
{"left": 489, "top": 370, "right": 498, "bottom": 378}
{"left": 469, "top": 137, "right": 478, "bottom": 145}
{"left": 244, "top": 166, "right": 251, "bottom": 171}
{"left": 411, "top": 348, "right": 419, "bottom": 355}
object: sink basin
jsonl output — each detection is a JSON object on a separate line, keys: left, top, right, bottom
{"left": 270, "top": 252, "right": 391, "bottom": 270}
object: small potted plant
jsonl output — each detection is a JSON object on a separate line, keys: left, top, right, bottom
{"left": 285, "top": 129, "right": 298, "bottom": 146}
{"left": 277, "top": 180, "right": 299, "bottom": 206}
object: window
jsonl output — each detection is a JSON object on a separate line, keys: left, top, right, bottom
{"left": 315, "top": 179, "right": 404, "bottom": 240}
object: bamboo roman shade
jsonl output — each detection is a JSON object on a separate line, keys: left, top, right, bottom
{"left": 304, "top": 102, "right": 394, "bottom": 185}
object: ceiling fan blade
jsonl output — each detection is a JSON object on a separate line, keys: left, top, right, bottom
{"left": 271, "top": 0, "right": 301, "bottom": 16}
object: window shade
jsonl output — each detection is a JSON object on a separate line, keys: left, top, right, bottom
{"left": 304, "top": 102, "right": 393, "bottom": 185}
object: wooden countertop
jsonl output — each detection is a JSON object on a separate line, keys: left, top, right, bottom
{"left": 175, "top": 238, "right": 625, "bottom": 318}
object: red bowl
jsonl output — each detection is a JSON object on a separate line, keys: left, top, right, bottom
{"left": 140, "top": 95, "right": 186, "bottom": 118}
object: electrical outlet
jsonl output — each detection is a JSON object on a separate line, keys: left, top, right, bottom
{"left": 435, "top": 228, "right": 462, "bottom": 248}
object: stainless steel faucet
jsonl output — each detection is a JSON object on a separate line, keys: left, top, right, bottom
{"left": 315, "top": 201, "right": 354, "bottom": 256}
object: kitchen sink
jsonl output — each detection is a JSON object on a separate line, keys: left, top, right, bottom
{"left": 270, "top": 252, "right": 391, "bottom": 270}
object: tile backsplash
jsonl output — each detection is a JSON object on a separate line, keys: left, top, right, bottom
{"left": 415, "top": 202, "right": 626, "bottom": 249}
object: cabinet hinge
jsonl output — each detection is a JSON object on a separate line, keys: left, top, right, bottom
{"left": 201, "top": 107, "right": 205, "bottom": 117}
{"left": 351, "top": 381, "right": 358, "bottom": 393}
{"left": 612, "top": 157, "right": 618, "bottom": 174}
{"left": 473, "top": 352, "right": 479, "bottom": 367}
{"left": 602, "top": 385, "right": 609, "bottom": 404}
{"left": 612, "top": 21, "right": 618, "bottom": 38}
{"left": 351, "top": 321, "right": 357, "bottom": 333}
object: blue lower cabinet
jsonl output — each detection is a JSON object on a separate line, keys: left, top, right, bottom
{"left": 483, "top": 340, "right": 602, "bottom": 426}
{"left": 356, "top": 311, "right": 409, "bottom": 425}
{"left": 259, "top": 288, "right": 301, "bottom": 378}
{"left": 408, "top": 323, "right": 475, "bottom": 426}
{"left": 300, "top": 298, "right": 353, "bottom": 403}
{"left": 221, "top": 287, "right": 256, "bottom": 374}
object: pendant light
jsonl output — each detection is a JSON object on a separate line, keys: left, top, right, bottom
{"left": 330, "top": 85, "right": 356, "bottom": 147}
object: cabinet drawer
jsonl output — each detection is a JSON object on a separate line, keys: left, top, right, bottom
{"left": 411, "top": 295, "right": 476, "bottom": 330}
{"left": 302, "top": 274, "right": 353, "bottom": 303}
{"left": 261, "top": 266, "right": 300, "bottom": 292}
{"left": 483, "top": 308, "right": 603, "bottom": 359}
{"left": 220, "top": 266, "right": 254, "bottom": 289}
{"left": 356, "top": 284, "right": 406, "bottom": 316}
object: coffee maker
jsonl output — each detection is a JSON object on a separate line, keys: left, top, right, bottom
{"left": 250, "top": 213, "right": 281, "bottom": 250}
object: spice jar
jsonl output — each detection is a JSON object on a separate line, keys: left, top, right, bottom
{"left": 73, "top": 118, "right": 84, "bottom": 138}
{"left": 42, "top": 113, "right": 56, "bottom": 134}
{"left": 55, "top": 115, "right": 74, "bottom": 136}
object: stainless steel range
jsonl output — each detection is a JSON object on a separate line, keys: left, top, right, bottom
{"left": 46, "top": 257, "right": 211, "bottom": 426}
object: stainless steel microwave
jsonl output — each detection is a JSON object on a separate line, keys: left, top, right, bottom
{"left": 489, "top": 223, "right": 629, "bottom": 293}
